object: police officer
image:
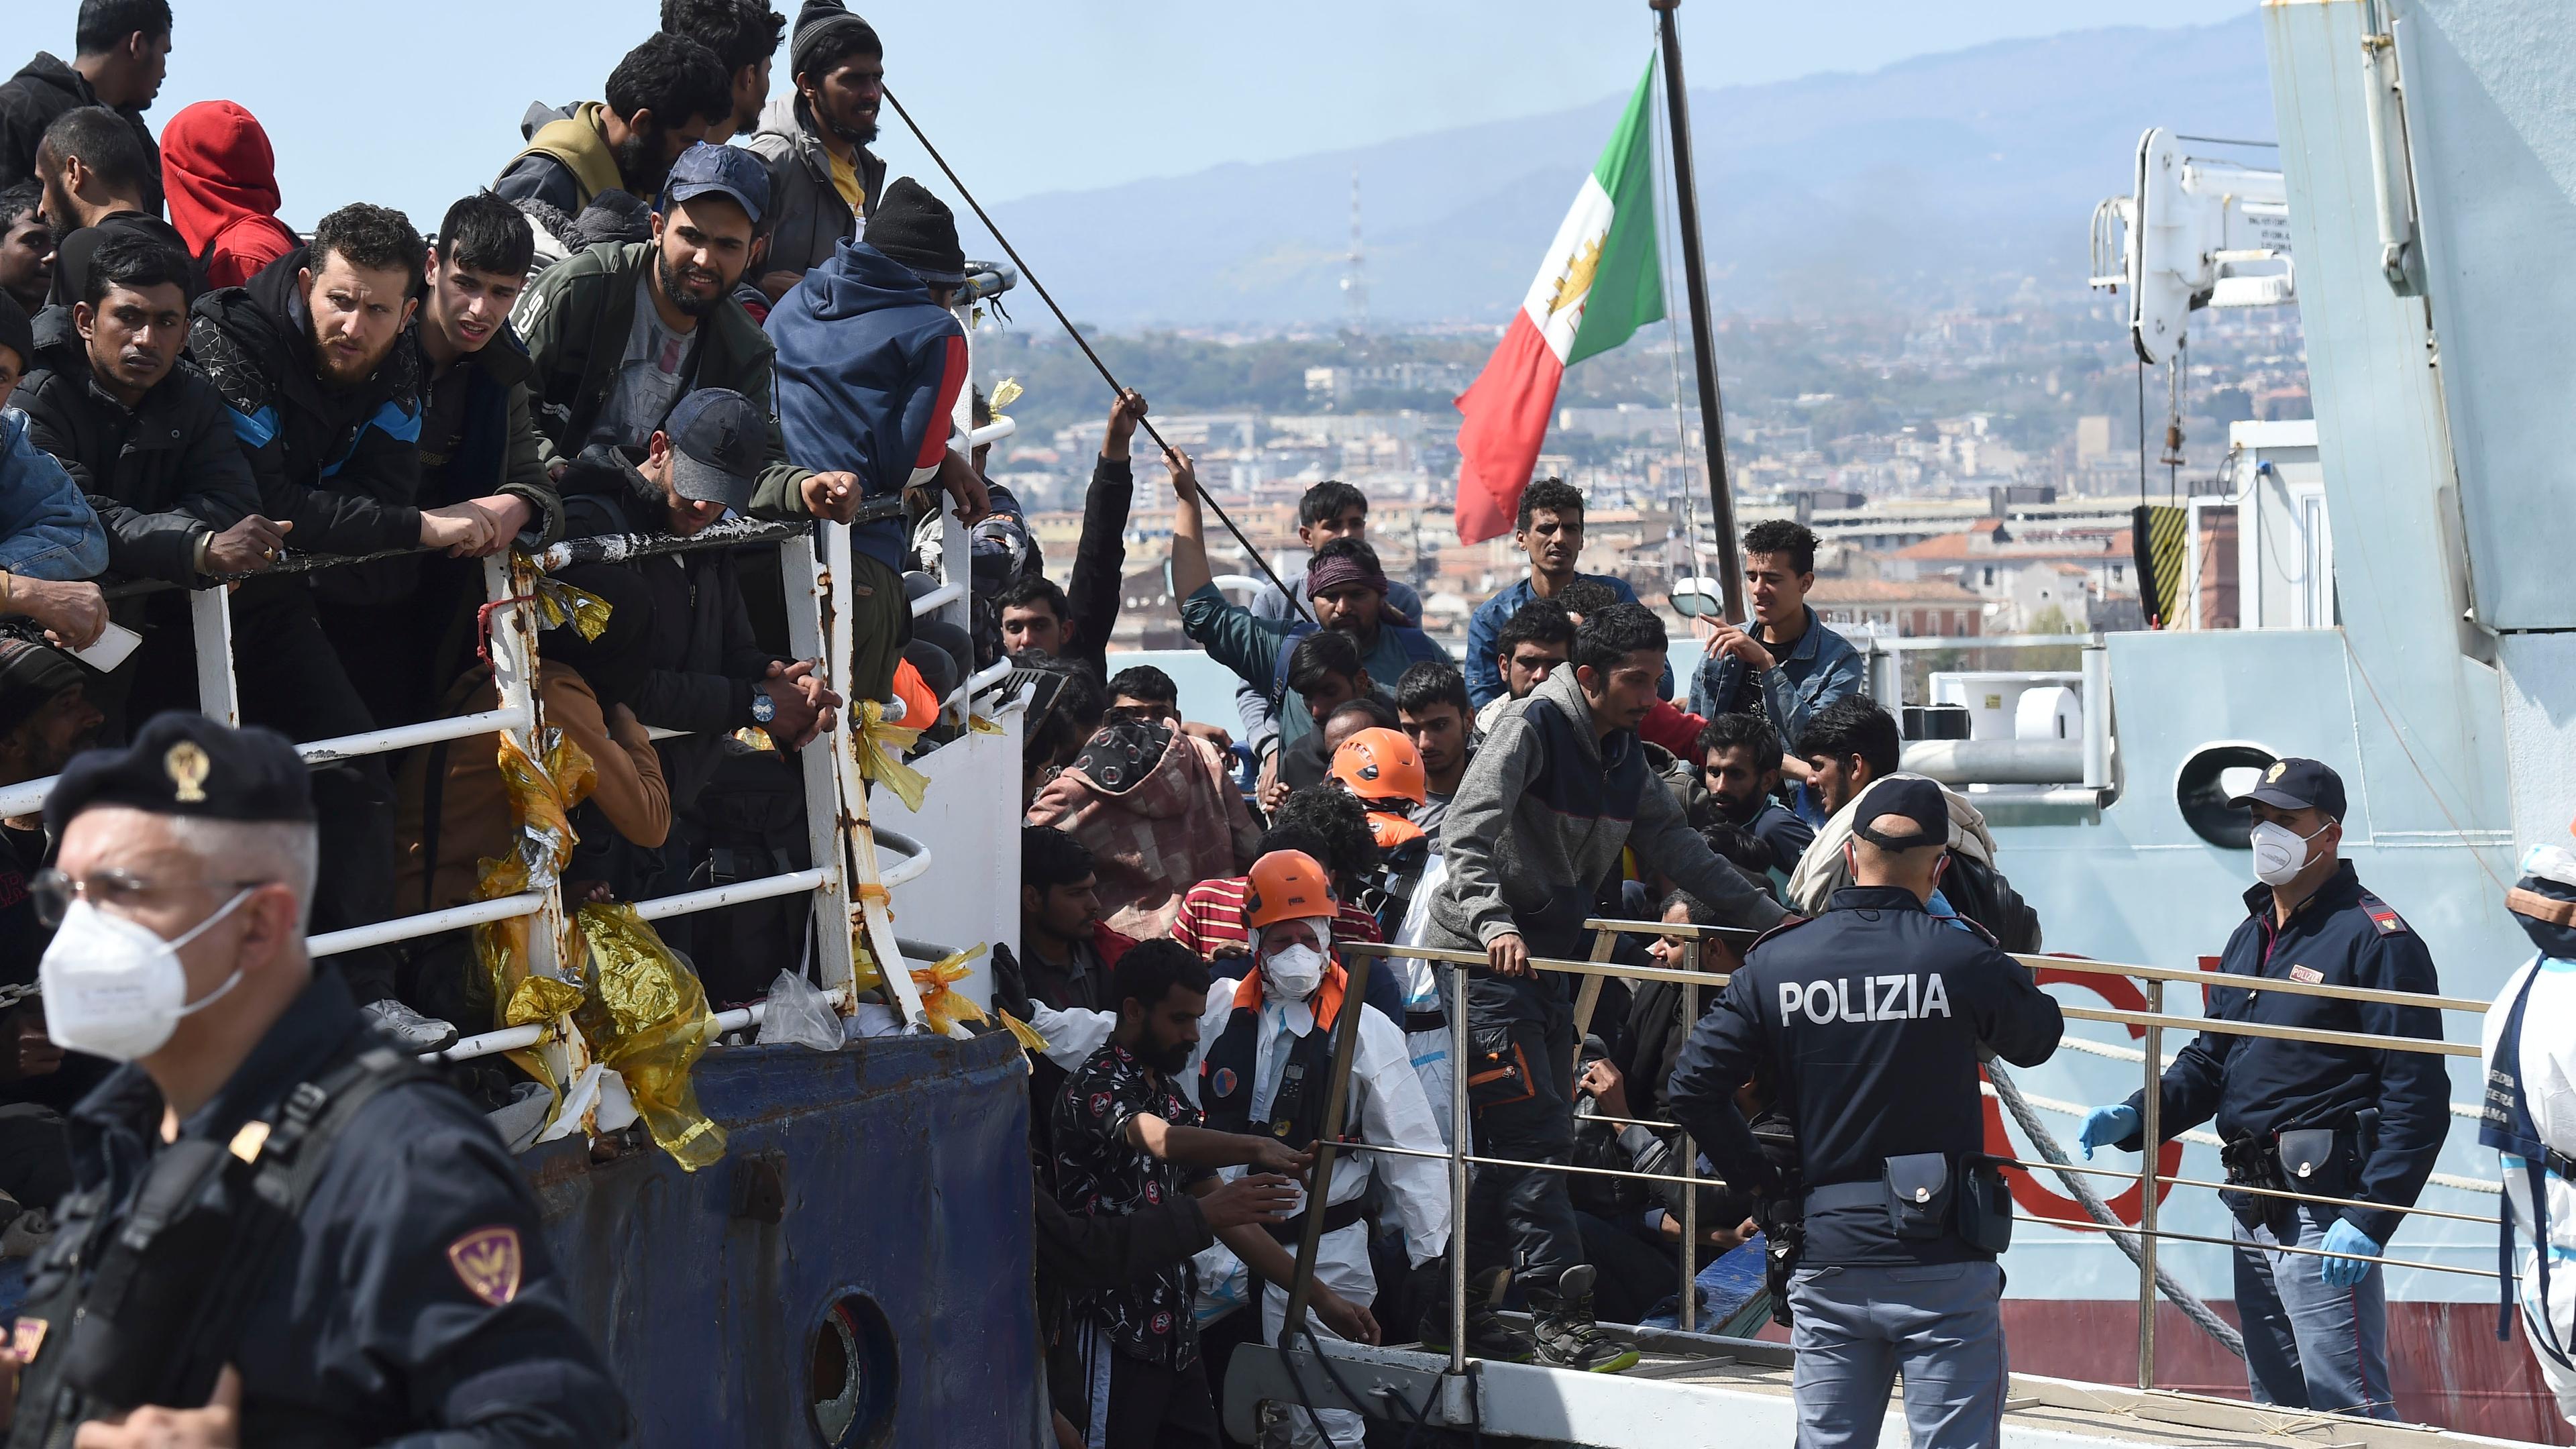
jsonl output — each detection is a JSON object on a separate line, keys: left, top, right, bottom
{"left": 1667, "top": 777, "right": 2063, "bottom": 1448}
{"left": 2078, "top": 757, "right": 2445, "bottom": 1419}
{"left": 2, "top": 714, "right": 625, "bottom": 1447}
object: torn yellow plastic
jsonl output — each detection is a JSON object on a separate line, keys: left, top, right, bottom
{"left": 470, "top": 728, "right": 597, "bottom": 1094}
{"left": 912, "top": 943, "right": 990, "bottom": 1036}
{"left": 529, "top": 575, "right": 612, "bottom": 641}
{"left": 997, "top": 1008, "right": 1049, "bottom": 1053}
{"left": 574, "top": 904, "right": 727, "bottom": 1172}
{"left": 989, "top": 378, "right": 1023, "bottom": 411}
{"left": 966, "top": 713, "right": 1006, "bottom": 736}
{"left": 853, "top": 700, "right": 930, "bottom": 812}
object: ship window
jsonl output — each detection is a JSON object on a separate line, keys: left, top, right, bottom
{"left": 809, "top": 1291, "right": 899, "bottom": 1448}
{"left": 2176, "top": 743, "right": 2279, "bottom": 851}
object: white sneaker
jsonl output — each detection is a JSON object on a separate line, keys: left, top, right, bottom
{"left": 362, "top": 998, "right": 460, "bottom": 1053}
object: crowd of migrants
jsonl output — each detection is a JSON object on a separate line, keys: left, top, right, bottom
{"left": 0, "top": 1, "right": 2098, "bottom": 1445}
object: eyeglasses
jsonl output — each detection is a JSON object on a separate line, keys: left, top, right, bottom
{"left": 29, "top": 868, "right": 273, "bottom": 930}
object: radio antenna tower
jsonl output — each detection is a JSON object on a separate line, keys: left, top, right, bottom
{"left": 1342, "top": 169, "right": 1367, "bottom": 353}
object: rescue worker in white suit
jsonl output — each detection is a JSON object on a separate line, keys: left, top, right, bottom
{"left": 2481, "top": 843, "right": 2576, "bottom": 1427}
{"left": 1028, "top": 849, "right": 1452, "bottom": 1448}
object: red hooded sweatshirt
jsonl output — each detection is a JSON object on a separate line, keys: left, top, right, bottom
{"left": 161, "top": 101, "right": 299, "bottom": 290}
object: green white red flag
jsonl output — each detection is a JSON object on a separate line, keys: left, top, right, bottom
{"left": 1452, "top": 58, "right": 1666, "bottom": 543}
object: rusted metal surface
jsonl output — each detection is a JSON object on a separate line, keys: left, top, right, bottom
{"left": 527, "top": 1032, "right": 1042, "bottom": 1446}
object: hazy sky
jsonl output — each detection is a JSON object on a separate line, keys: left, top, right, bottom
{"left": 89, "top": 0, "right": 2252, "bottom": 232}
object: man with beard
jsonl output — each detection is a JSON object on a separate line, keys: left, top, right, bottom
{"left": 0, "top": 0, "right": 169, "bottom": 209}
{"left": 660, "top": 0, "right": 785, "bottom": 145}
{"left": 0, "top": 182, "right": 48, "bottom": 319}
{"left": 514, "top": 142, "right": 858, "bottom": 528}
{"left": 746, "top": 0, "right": 885, "bottom": 299}
{"left": 1696, "top": 712, "right": 1813, "bottom": 891}
{"left": 15, "top": 231, "right": 280, "bottom": 733}
{"left": 495, "top": 32, "right": 731, "bottom": 219}
{"left": 189, "top": 203, "right": 489, "bottom": 1051}
{"left": 32, "top": 105, "right": 182, "bottom": 309}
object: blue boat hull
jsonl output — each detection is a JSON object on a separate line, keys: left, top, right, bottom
{"left": 524, "top": 1031, "right": 1042, "bottom": 1448}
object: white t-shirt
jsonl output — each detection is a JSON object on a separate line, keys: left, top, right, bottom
{"left": 596, "top": 275, "right": 692, "bottom": 447}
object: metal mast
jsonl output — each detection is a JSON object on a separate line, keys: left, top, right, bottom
{"left": 1652, "top": 0, "right": 1746, "bottom": 621}
{"left": 1342, "top": 169, "right": 1368, "bottom": 352}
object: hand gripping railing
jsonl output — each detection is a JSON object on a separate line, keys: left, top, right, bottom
{"left": 1338, "top": 912, "right": 2508, "bottom": 1393}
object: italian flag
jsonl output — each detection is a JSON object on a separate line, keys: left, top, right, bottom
{"left": 1452, "top": 58, "right": 1666, "bottom": 544}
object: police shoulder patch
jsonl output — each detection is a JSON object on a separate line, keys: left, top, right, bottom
{"left": 2360, "top": 894, "right": 2410, "bottom": 936}
{"left": 446, "top": 1225, "right": 524, "bottom": 1307}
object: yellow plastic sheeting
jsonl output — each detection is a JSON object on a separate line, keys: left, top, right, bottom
{"left": 996, "top": 1008, "right": 1049, "bottom": 1054}
{"left": 853, "top": 700, "right": 929, "bottom": 812}
{"left": 966, "top": 713, "right": 1006, "bottom": 736}
{"left": 468, "top": 727, "right": 598, "bottom": 1094}
{"left": 575, "top": 904, "right": 727, "bottom": 1172}
{"left": 528, "top": 574, "right": 612, "bottom": 641}
{"left": 911, "top": 943, "right": 989, "bottom": 1036}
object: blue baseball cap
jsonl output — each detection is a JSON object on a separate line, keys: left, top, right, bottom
{"left": 661, "top": 142, "right": 769, "bottom": 226}
{"left": 662, "top": 388, "right": 763, "bottom": 513}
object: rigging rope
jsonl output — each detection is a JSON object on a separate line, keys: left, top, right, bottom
{"left": 879, "top": 87, "right": 1314, "bottom": 624}
{"left": 1986, "top": 1061, "right": 2248, "bottom": 1360}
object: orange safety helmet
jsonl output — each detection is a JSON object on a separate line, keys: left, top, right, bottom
{"left": 1332, "top": 727, "right": 1427, "bottom": 806}
{"left": 1244, "top": 849, "right": 1336, "bottom": 929}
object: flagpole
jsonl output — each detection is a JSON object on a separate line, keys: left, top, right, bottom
{"left": 1651, "top": 0, "right": 1746, "bottom": 623}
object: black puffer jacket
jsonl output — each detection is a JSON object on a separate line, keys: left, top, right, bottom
{"left": 0, "top": 53, "right": 160, "bottom": 211}
{"left": 15, "top": 305, "right": 258, "bottom": 586}
{"left": 189, "top": 248, "right": 425, "bottom": 597}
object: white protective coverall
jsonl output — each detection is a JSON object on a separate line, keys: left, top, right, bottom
{"left": 1026, "top": 934, "right": 1451, "bottom": 1447}
{"left": 2483, "top": 951, "right": 2576, "bottom": 1426}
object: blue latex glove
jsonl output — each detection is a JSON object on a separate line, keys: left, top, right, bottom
{"left": 2319, "top": 1219, "right": 2381, "bottom": 1288}
{"left": 2078, "top": 1104, "right": 2139, "bottom": 1160}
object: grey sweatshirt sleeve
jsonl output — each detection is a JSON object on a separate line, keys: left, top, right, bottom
{"left": 1634, "top": 763, "right": 1789, "bottom": 932}
{"left": 1435, "top": 708, "right": 1545, "bottom": 948}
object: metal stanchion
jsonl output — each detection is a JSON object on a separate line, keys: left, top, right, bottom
{"left": 2137, "top": 977, "right": 2163, "bottom": 1391}
{"left": 1678, "top": 943, "right": 1701, "bottom": 1332}
{"left": 1448, "top": 959, "right": 1470, "bottom": 1378}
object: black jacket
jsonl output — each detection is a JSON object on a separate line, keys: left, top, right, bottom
{"left": 1063, "top": 453, "right": 1131, "bottom": 680}
{"left": 2118, "top": 861, "right": 2447, "bottom": 1246}
{"left": 189, "top": 248, "right": 425, "bottom": 580}
{"left": 413, "top": 323, "right": 563, "bottom": 542}
{"left": 1666, "top": 886, "right": 2063, "bottom": 1265}
{"left": 16, "top": 307, "right": 259, "bottom": 585}
{"left": 0, "top": 54, "right": 160, "bottom": 212}
{"left": 557, "top": 449, "right": 780, "bottom": 804}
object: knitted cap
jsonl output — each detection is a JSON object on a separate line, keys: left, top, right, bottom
{"left": 861, "top": 178, "right": 965, "bottom": 287}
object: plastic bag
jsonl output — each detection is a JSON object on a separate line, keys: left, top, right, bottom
{"left": 758, "top": 968, "right": 843, "bottom": 1052}
{"left": 574, "top": 904, "right": 727, "bottom": 1171}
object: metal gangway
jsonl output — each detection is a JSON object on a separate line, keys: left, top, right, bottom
{"left": 1222, "top": 920, "right": 2536, "bottom": 1448}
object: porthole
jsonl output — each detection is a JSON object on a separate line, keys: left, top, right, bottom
{"left": 2175, "top": 743, "right": 2278, "bottom": 850}
{"left": 809, "top": 1291, "right": 898, "bottom": 1448}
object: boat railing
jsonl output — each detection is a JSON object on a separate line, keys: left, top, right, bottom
{"left": 13, "top": 504, "right": 1014, "bottom": 1114}
{"left": 1337, "top": 912, "right": 2506, "bottom": 1391}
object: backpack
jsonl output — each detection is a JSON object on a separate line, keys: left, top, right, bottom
{"left": 1940, "top": 851, "right": 2042, "bottom": 955}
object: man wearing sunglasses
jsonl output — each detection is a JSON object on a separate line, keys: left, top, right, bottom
{"left": 3, "top": 713, "right": 623, "bottom": 1446}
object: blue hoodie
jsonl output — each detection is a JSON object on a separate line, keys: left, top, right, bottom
{"left": 767, "top": 239, "right": 967, "bottom": 570}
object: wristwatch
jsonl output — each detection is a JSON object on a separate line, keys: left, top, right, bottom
{"left": 749, "top": 685, "right": 777, "bottom": 725}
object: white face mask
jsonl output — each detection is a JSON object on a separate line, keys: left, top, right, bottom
{"left": 2249, "top": 820, "right": 2330, "bottom": 888}
{"left": 40, "top": 890, "right": 255, "bottom": 1062}
{"left": 1259, "top": 923, "right": 1332, "bottom": 1003}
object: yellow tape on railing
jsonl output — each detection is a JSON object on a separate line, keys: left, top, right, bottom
{"left": 853, "top": 700, "right": 930, "bottom": 812}
{"left": 912, "top": 943, "right": 990, "bottom": 1036}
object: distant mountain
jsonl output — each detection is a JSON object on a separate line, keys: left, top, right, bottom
{"left": 978, "top": 15, "right": 2274, "bottom": 328}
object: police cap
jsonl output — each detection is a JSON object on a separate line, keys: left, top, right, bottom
{"left": 1851, "top": 776, "right": 1947, "bottom": 852}
{"left": 2229, "top": 756, "right": 2345, "bottom": 819}
{"left": 44, "top": 713, "right": 315, "bottom": 836}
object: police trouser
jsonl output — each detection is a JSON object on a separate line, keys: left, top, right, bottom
{"left": 2231, "top": 1203, "right": 2395, "bottom": 1418}
{"left": 1787, "top": 1259, "right": 2006, "bottom": 1449}
{"left": 231, "top": 582, "right": 400, "bottom": 1004}
{"left": 1462, "top": 972, "right": 1584, "bottom": 1294}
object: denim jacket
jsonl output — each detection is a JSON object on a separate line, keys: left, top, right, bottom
{"left": 0, "top": 408, "right": 108, "bottom": 580}
{"left": 1687, "top": 604, "right": 1863, "bottom": 749}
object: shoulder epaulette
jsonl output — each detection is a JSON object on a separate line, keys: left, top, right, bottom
{"left": 1745, "top": 914, "right": 1815, "bottom": 953}
{"left": 2359, "top": 893, "right": 2412, "bottom": 936}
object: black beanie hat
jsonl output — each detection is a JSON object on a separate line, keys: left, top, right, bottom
{"left": 791, "top": 1, "right": 879, "bottom": 80}
{"left": 863, "top": 177, "right": 967, "bottom": 288}
{"left": 0, "top": 290, "right": 31, "bottom": 376}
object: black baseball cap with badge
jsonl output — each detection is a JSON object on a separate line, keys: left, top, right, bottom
{"left": 44, "top": 712, "right": 315, "bottom": 836}
{"left": 2229, "top": 756, "right": 2347, "bottom": 820}
{"left": 1851, "top": 776, "right": 1949, "bottom": 851}
{"left": 661, "top": 387, "right": 764, "bottom": 515}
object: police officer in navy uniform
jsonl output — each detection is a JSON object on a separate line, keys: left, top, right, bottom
{"left": 2079, "top": 757, "right": 2445, "bottom": 1419}
{"left": 0, "top": 714, "right": 625, "bottom": 1447}
{"left": 1667, "top": 777, "right": 2063, "bottom": 1448}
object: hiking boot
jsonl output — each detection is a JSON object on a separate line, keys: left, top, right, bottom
{"left": 1415, "top": 1267, "right": 1533, "bottom": 1362}
{"left": 1529, "top": 1265, "right": 1640, "bottom": 1373}
{"left": 362, "top": 998, "right": 460, "bottom": 1053}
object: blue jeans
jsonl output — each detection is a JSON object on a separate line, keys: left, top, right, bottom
{"left": 2233, "top": 1205, "right": 2396, "bottom": 1418}
{"left": 1786, "top": 1260, "right": 2006, "bottom": 1449}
